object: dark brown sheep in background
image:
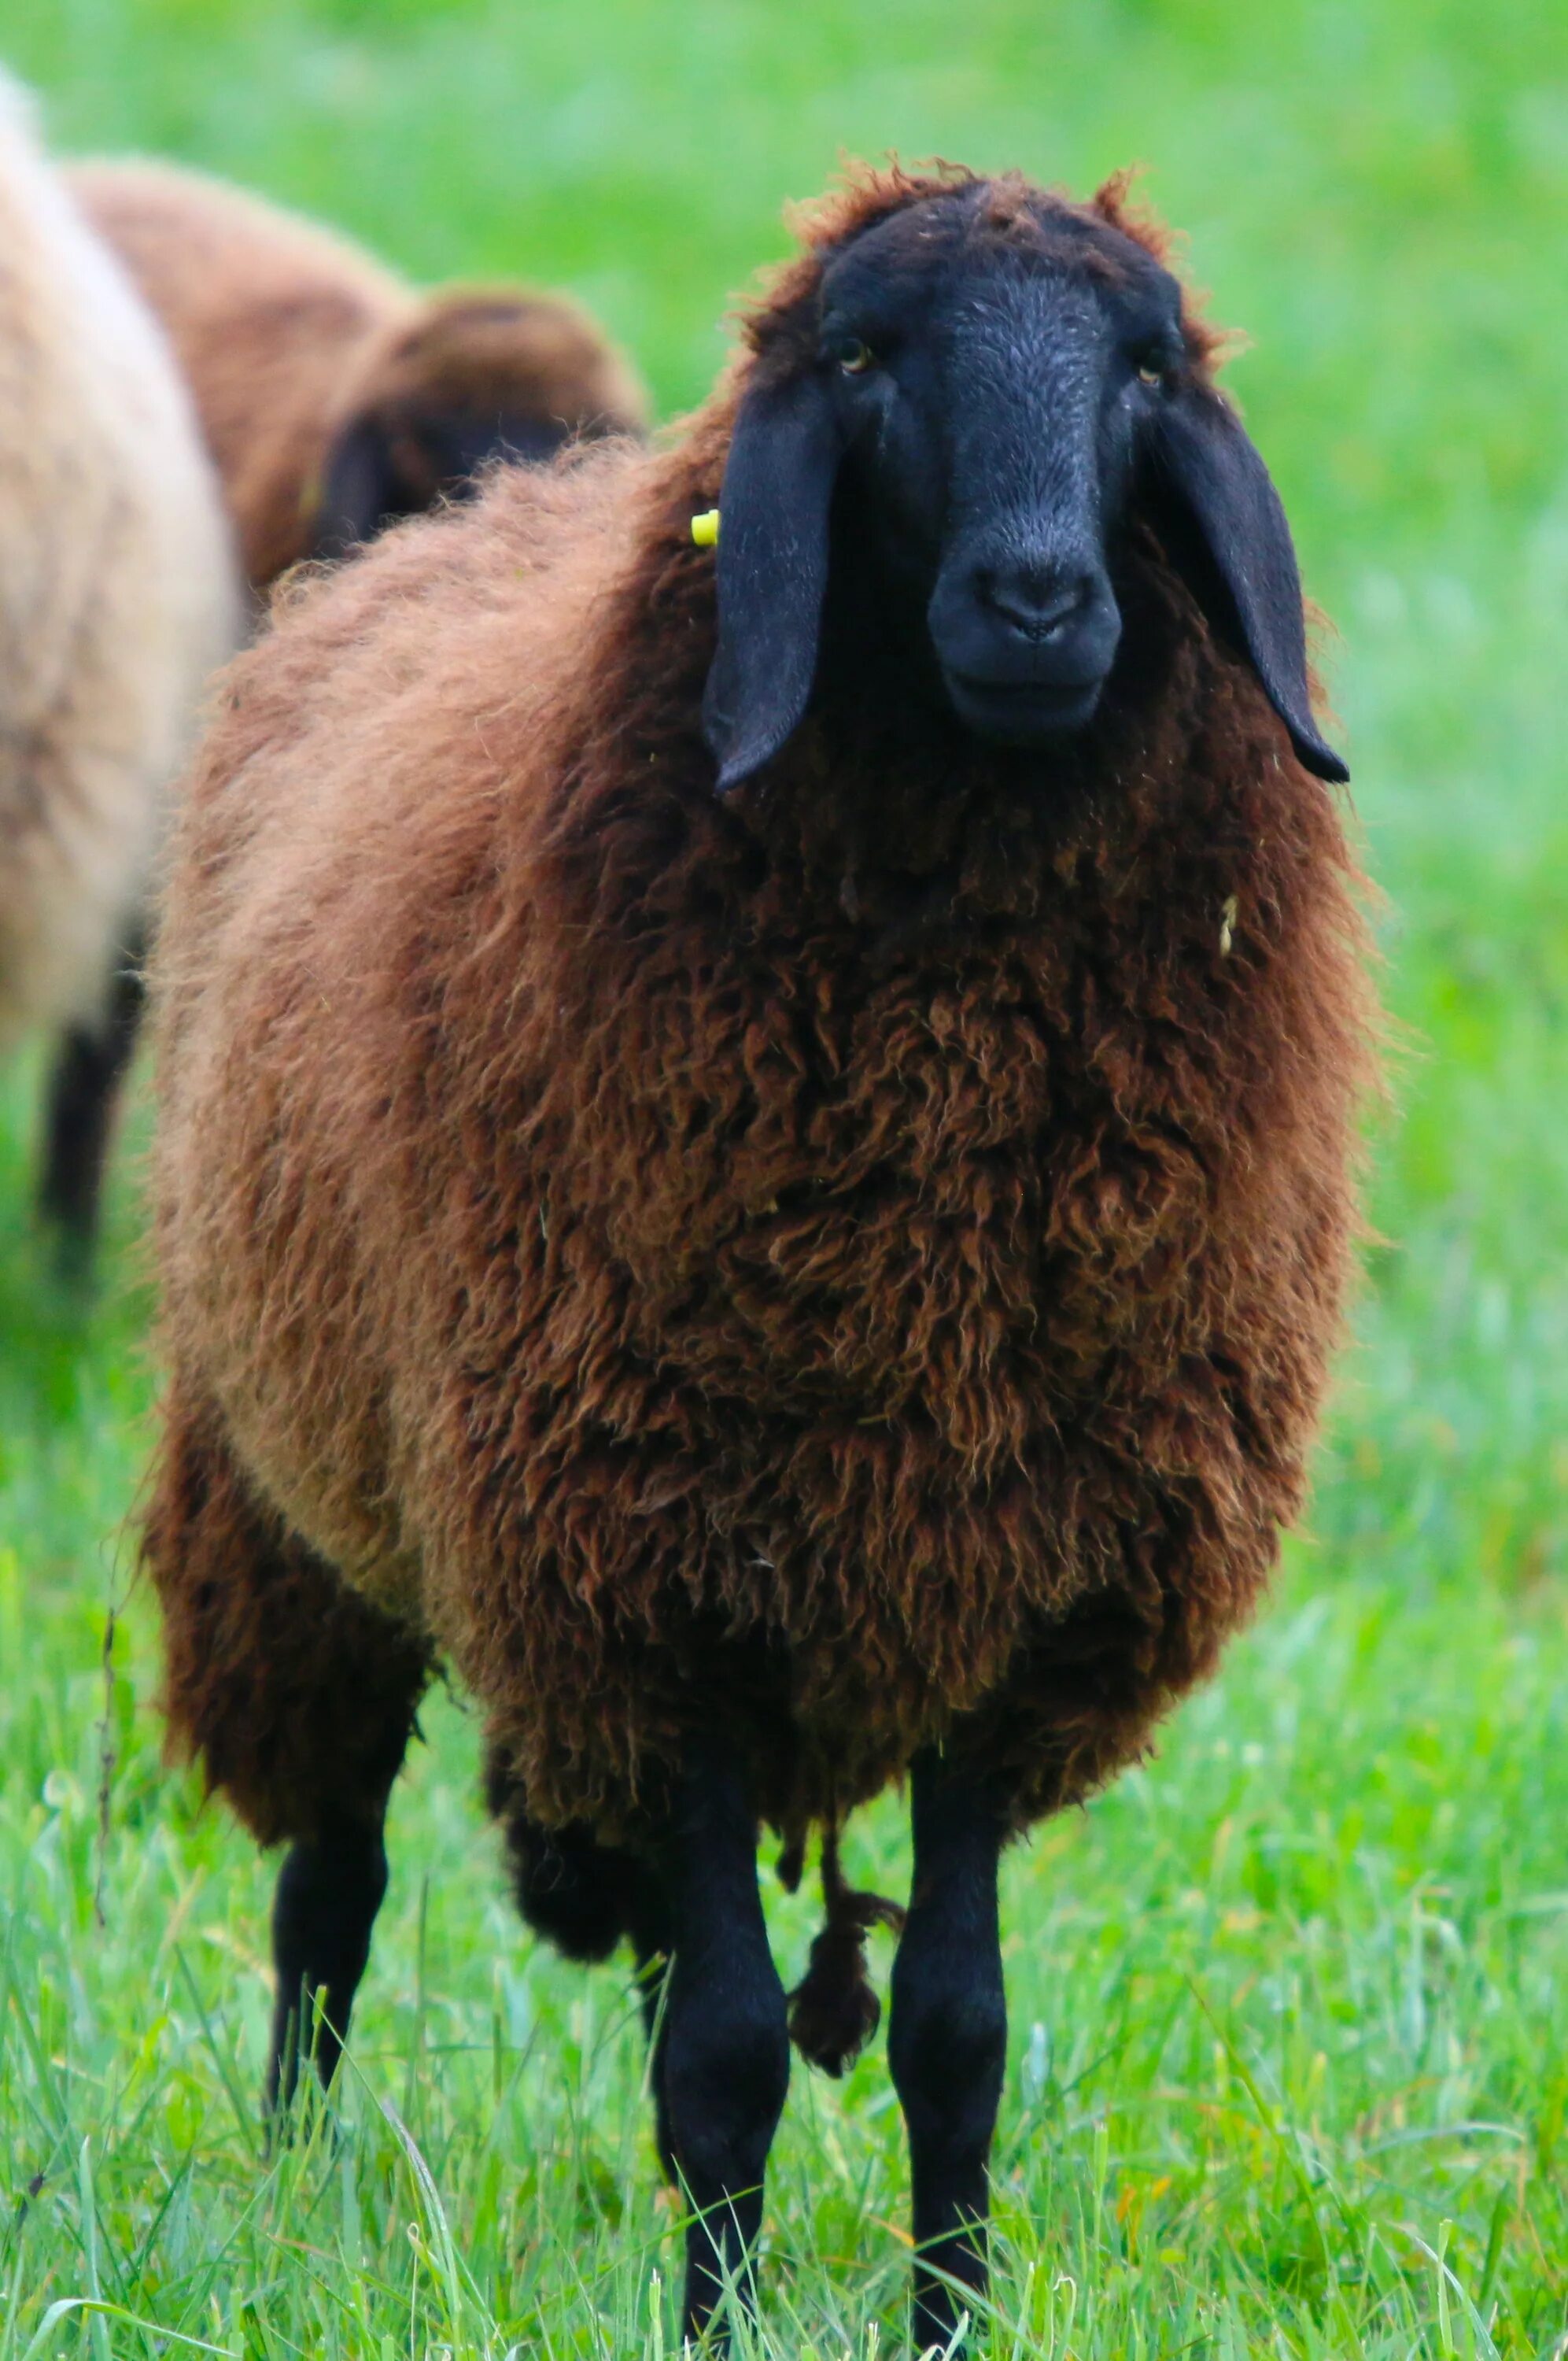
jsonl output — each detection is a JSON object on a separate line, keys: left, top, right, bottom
{"left": 70, "top": 157, "right": 647, "bottom": 593}
{"left": 142, "top": 161, "right": 1374, "bottom": 2346}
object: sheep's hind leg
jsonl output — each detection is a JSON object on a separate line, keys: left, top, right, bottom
{"left": 888, "top": 1749, "right": 1008, "bottom": 2351}
{"left": 652, "top": 1742, "right": 789, "bottom": 2348}
{"left": 267, "top": 1807, "right": 393, "bottom": 2119}
{"left": 264, "top": 1633, "right": 429, "bottom": 2120}
{"left": 143, "top": 1383, "right": 430, "bottom": 2124}
{"left": 37, "top": 928, "right": 144, "bottom": 1272}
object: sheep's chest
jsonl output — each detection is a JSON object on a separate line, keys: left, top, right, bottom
{"left": 553, "top": 914, "right": 1249, "bottom": 1748}
{"left": 494, "top": 742, "right": 1362, "bottom": 1809}
{"left": 625, "top": 933, "right": 1218, "bottom": 1454}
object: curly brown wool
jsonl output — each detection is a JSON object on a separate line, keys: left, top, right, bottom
{"left": 141, "top": 160, "right": 1373, "bottom": 2334}
{"left": 146, "top": 1380, "right": 433, "bottom": 1848}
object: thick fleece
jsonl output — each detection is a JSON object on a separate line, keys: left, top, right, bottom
{"left": 0, "top": 80, "right": 238, "bottom": 1055}
{"left": 71, "top": 157, "right": 649, "bottom": 591}
{"left": 145, "top": 165, "right": 1374, "bottom": 1860}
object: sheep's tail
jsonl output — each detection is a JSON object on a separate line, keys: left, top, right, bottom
{"left": 784, "top": 1822, "right": 906, "bottom": 2077}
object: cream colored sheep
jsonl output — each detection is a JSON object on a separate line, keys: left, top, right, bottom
{"left": 0, "top": 76, "right": 239, "bottom": 1260}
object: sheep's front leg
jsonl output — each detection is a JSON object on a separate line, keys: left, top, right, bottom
{"left": 889, "top": 1750, "right": 1008, "bottom": 2350}
{"left": 653, "top": 1742, "right": 790, "bottom": 2347}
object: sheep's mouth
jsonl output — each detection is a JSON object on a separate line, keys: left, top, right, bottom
{"left": 940, "top": 667, "right": 1108, "bottom": 747}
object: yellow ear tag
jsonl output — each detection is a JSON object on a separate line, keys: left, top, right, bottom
{"left": 690, "top": 508, "right": 721, "bottom": 548}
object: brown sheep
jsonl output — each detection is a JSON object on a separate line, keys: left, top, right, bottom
{"left": 69, "top": 157, "right": 647, "bottom": 595}
{"left": 142, "top": 162, "right": 1374, "bottom": 2346}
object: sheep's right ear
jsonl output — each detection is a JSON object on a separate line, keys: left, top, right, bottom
{"left": 312, "top": 415, "right": 421, "bottom": 561}
{"left": 702, "top": 371, "right": 845, "bottom": 794}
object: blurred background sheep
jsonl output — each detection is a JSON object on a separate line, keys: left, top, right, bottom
{"left": 0, "top": 73, "right": 238, "bottom": 1269}
{"left": 72, "top": 158, "right": 649, "bottom": 597}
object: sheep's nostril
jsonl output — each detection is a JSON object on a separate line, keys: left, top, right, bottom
{"left": 979, "top": 566, "right": 1095, "bottom": 642}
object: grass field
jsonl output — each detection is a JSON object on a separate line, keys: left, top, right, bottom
{"left": 6, "top": 0, "right": 1568, "bottom": 2351}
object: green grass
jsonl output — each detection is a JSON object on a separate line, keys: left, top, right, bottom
{"left": 6, "top": 0, "right": 1568, "bottom": 2350}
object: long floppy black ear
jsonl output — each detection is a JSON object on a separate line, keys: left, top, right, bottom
{"left": 702, "top": 370, "right": 845, "bottom": 793}
{"left": 312, "top": 415, "right": 424, "bottom": 562}
{"left": 314, "top": 410, "right": 574, "bottom": 561}
{"left": 1148, "top": 386, "right": 1348, "bottom": 784}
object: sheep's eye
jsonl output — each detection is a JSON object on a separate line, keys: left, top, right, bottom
{"left": 1135, "top": 355, "right": 1169, "bottom": 390}
{"left": 836, "top": 336, "right": 876, "bottom": 376}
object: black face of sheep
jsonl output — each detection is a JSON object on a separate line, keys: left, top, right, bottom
{"left": 704, "top": 184, "right": 1347, "bottom": 793}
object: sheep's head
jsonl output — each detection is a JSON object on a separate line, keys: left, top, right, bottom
{"left": 703, "top": 167, "right": 1345, "bottom": 793}
{"left": 312, "top": 289, "right": 647, "bottom": 560}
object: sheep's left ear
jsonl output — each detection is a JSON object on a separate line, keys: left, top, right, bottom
{"left": 312, "top": 414, "right": 423, "bottom": 561}
{"left": 703, "top": 369, "right": 846, "bottom": 794}
{"left": 1148, "top": 385, "right": 1348, "bottom": 784}
{"left": 312, "top": 411, "right": 570, "bottom": 562}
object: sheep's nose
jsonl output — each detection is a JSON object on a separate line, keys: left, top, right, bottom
{"left": 976, "top": 560, "right": 1098, "bottom": 642}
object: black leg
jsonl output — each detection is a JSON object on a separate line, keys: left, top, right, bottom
{"left": 654, "top": 1743, "right": 790, "bottom": 2348}
{"left": 38, "top": 931, "right": 146, "bottom": 1270}
{"left": 887, "top": 1750, "right": 1008, "bottom": 2351}
{"left": 265, "top": 1809, "right": 391, "bottom": 2119}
